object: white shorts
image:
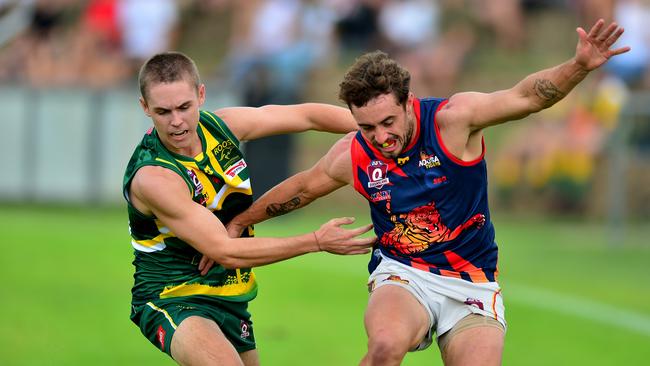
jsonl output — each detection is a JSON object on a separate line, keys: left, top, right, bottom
{"left": 367, "top": 254, "right": 506, "bottom": 351}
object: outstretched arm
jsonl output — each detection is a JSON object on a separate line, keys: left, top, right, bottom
{"left": 228, "top": 133, "right": 356, "bottom": 237}
{"left": 436, "top": 19, "right": 630, "bottom": 159}
{"left": 443, "top": 20, "right": 630, "bottom": 130}
{"left": 199, "top": 134, "right": 357, "bottom": 274}
{"left": 129, "top": 162, "right": 372, "bottom": 270}
{"left": 216, "top": 103, "right": 358, "bottom": 141}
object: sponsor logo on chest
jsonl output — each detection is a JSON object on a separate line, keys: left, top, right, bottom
{"left": 419, "top": 151, "right": 441, "bottom": 169}
{"left": 212, "top": 140, "right": 235, "bottom": 161}
{"left": 225, "top": 159, "right": 247, "bottom": 178}
{"left": 370, "top": 190, "right": 391, "bottom": 202}
{"left": 187, "top": 169, "right": 208, "bottom": 205}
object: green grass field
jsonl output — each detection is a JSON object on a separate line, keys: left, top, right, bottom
{"left": 1, "top": 203, "right": 649, "bottom": 365}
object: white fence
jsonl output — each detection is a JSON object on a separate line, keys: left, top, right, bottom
{"left": 0, "top": 86, "right": 153, "bottom": 203}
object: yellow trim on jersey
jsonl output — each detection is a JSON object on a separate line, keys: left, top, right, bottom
{"left": 134, "top": 232, "right": 173, "bottom": 248}
{"left": 155, "top": 157, "right": 175, "bottom": 166}
{"left": 146, "top": 302, "right": 178, "bottom": 329}
{"left": 159, "top": 272, "right": 257, "bottom": 299}
{"left": 201, "top": 111, "right": 235, "bottom": 141}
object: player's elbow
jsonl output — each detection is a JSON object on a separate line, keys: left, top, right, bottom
{"left": 219, "top": 257, "right": 243, "bottom": 269}
{"left": 207, "top": 243, "right": 246, "bottom": 269}
{"left": 211, "top": 253, "right": 245, "bottom": 269}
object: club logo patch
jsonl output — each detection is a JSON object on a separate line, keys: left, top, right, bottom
{"left": 464, "top": 297, "right": 484, "bottom": 310}
{"left": 367, "top": 160, "right": 390, "bottom": 189}
{"left": 397, "top": 156, "right": 410, "bottom": 166}
{"left": 384, "top": 275, "right": 409, "bottom": 285}
{"left": 212, "top": 140, "right": 235, "bottom": 161}
{"left": 240, "top": 320, "right": 250, "bottom": 339}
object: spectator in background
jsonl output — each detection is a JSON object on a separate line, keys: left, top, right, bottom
{"left": 377, "top": 0, "right": 477, "bottom": 97}
{"left": 117, "top": 0, "right": 179, "bottom": 73}
{"left": 67, "top": 0, "right": 131, "bottom": 88}
{"left": 334, "top": 0, "right": 383, "bottom": 56}
{"left": 468, "top": 0, "right": 524, "bottom": 50}
{"left": 603, "top": 0, "right": 650, "bottom": 89}
{"left": 21, "top": 0, "right": 75, "bottom": 86}
{"left": 225, "top": 0, "right": 339, "bottom": 198}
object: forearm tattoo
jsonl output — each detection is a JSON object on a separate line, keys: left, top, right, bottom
{"left": 534, "top": 79, "right": 565, "bottom": 103}
{"left": 265, "top": 197, "right": 301, "bottom": 217}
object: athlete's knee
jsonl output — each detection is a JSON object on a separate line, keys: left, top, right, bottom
{"left": 366, "top": 328, "right": 410, "bottom": 365}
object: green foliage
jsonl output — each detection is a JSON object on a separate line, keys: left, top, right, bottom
{"left": 1, "top": 205, "right": 648, "bottom": 365}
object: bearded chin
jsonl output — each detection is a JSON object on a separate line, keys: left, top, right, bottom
{"left": 403, "top": 121, "right": 415, "bottom": 150}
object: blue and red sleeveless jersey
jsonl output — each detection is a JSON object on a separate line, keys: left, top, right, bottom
{"left": 351, "top": 97, "right": 498, "bottom": 283}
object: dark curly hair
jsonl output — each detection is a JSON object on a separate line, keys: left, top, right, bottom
{"left": 338, "top": 51, "right": 411, "bottom": 109}
{"left": 138, "top": 52, "right": 201, "bottom": 101}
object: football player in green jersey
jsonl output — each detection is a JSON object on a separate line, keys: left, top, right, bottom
{"left": 124, "top": 51, "right": 375, "bottom": 365}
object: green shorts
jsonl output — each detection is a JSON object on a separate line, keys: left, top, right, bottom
{"left": 131, "top": 295, "right": 256, "bottom": 358}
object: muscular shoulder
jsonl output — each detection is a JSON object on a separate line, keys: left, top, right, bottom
{"left": 437, "top": 92, "right": 482, "bottom": 129}
{"left": 321, "top": 132, "right": 355, "bottom": 185}
{"left": 130, "top": 166, "right": 190, "bottom": 215}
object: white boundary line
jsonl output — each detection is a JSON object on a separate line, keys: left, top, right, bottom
{"left": 506, "top": 283, "right": 650, "bottom": 337}
{"left": 271, "top": 256, "right": 650, "bottom": 337}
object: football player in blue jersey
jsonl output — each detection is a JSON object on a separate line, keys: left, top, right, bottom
{"left": 226, "top": 20, "right": 629, "bottom": 365}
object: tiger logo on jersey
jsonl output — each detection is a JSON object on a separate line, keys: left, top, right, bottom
{"left": 381, "top": 200, "right": 485, "bottom": 254}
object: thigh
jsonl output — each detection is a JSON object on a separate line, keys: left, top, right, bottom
{"left": 171, "top": 315, "right": 244, "bottom": 366}
{"left": 441, "top": 316, "right": 505, "bottom": 366}
{"left": 365, "top": 284, "right": 431, "bottom": 350}
{"left": 239, "top": 349, "right": 260, "bottom": 366}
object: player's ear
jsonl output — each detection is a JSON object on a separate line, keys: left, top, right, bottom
{"left": 139, "top": 97, "right": 151, "bottom": 117}
{"left": 406, "top": 92, "right": 415, "bottom": 116}
{"left": 198, "top": 84, "right": 206, "bottom": 106}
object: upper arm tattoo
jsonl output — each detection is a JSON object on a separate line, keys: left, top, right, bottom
{"left": 534, "top": 79, "right": 565, "bottom": 103}
{"left": 265, "top": 197, "right": 301, "bottom": 217}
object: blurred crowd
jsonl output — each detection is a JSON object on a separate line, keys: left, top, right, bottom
{"left": 0, "top": 0, "right": 648, "bottom": 214}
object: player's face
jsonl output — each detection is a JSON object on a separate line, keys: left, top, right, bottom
{"left": 140, "top": 80, "right": 205, "bottom": 156}
{"left": 352, "top": 93, "right": 416, "bottom": 159}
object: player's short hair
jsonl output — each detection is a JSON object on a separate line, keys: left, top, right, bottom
{"left": 138, "top": 52, "right": 201, "bottom": 101}
{"left": 338, "top": 50, "right": 411, "bottom": 109}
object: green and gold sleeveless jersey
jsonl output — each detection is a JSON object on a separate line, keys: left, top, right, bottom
{"left": 123, "top": 110, "right": 257, "bottom": 308}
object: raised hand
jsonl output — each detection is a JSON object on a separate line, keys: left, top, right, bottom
{"left": 575, "top": 19, "right": 631, "bottom": 71}
{"left": 314, "top": 217, "right": 375, "bottom": 255}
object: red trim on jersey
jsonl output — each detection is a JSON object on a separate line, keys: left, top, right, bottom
{"left": 439, "top": 269, "right": 463, "bottom": 279}
{"left": 350, "top": 138, "right": 371, "bottom": 200}
{"left": 443, "top": 250, "right": 489, "bottom": 282}
{"left": 433, "top": 100, "right": 486, "bottom": 166}
{"left": 353, "top": 97, "right": 420, "bottom": 179}
{"left": 410, "top": 256, "right": 437, "bottom": 272}
{"left": 411, "top": 261, "right": 431, "bottom": 272}
{"left": 353, "top": 137, "right": 408, "bottom": 178}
